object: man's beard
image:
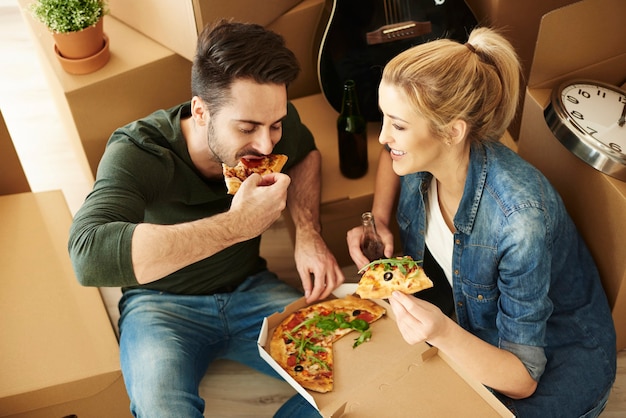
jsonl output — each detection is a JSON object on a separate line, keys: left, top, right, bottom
{"left": 206, "top": 119, "right": 228, "bottom": 165}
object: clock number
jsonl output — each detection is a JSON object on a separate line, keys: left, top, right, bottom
{"left": 577, "top": 89, "right": 591, "bottom": 99}
{"left": 572, "top": 88, "right": 609, "bottom": 101}
{"left": 571, "top": 110, "right": 584, "bottom": 120}
{"left": 586, "top": 126, "right": 598, "bottom": 137}
{"left": 609, "top": 142, "right": 623, "bottom": 154}
{"left": 566, "top": 95, "right": 579, "bottom": 105}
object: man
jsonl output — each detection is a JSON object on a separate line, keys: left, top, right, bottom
{"left": 68, "top": 20, "right": 344, "bottom": 417}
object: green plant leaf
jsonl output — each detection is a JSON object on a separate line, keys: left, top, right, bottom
{"left": 29, "top": 0, "right": 109, "bottom": 33}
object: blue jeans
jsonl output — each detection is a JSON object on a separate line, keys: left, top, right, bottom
{"left": 274, "top": 394, "right": 321, "bottom": 418}
{"left": 494, "top": 379, "right": 613, "bottom": 418}
{"left": 118, "top": 270, "right": 302, "bottom": 418}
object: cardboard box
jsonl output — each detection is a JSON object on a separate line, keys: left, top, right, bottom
{"left": 267, "top": 0, "right": 327, "bottom": 99}
{"left": 0, "top": 191, "right": 131, "bottom": 417}
{"left": 107, "top": 0, "right": 303, "bottom": 62}
{"left": 107, "top": 0, "right": 324, "bottom": 99}
{"left": 0, "top": 111, "right": 30, "bottom": 196}
{"left": 107, "top": 0, "right": 198, "bottom": 61}
{"left": 258, "top": 285, "right": 514, "bottom": 417}
{"left": 465, "top": 0, "right": 580, "bottom": 139}
{"left": 18, "top": 0, "right": 193, "bottom": 178}
{"left": 516, "top": 0, "right": 626, "bottom": 349}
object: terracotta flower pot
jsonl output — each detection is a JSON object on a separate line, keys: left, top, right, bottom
{"left": 52, "top": 18, "right": 105, "bottom": 60}
{"left": 54, "top": 34, "right": 110, "bottom": 75}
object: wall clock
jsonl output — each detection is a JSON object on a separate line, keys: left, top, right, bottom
{"left": 544, "top": 79, "right": 626, "bottom": 181}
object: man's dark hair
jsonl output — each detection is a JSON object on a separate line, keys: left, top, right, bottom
{"left": 191, "top": 19, "right": 300, "bottom": 114}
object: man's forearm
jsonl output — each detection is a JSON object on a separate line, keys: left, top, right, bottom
{"left": 131, "top": 171, "right": 291, "bottom": 284}
{"left": 131, "top": 211, "right": 244, "bottom": 284}
{"left": 286, "top": 150, "right": 322, "bottom": 234}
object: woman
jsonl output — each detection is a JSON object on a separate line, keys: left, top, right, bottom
{"left": 343, "top": 27, "right": 616, "bottom": 417}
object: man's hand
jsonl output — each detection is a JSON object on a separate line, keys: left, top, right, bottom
{"left": 131, "top": 171, "right": 290, "bottom": 284}
{"left": 283, "top": 149, "right": 344, "bottom": 302}
{"left": 230, "top": 172, "right": 291, "bottom": 240}
{"left": 294, "top": 229, "right": 345, "bottom": 303}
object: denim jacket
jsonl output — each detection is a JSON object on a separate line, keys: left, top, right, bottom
{"left": 396, "top": 142, "right": 615, "bottom": 414}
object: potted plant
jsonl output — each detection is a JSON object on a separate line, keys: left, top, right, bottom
{"left": 29, "top": 0, "right": 110, "bottom": 74}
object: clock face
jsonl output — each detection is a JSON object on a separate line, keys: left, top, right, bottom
{"left": 558, "top": 81, "right": 626, "bottom": 154}
{"left": 545, "top": 79, "right": 626, "bottom": 181}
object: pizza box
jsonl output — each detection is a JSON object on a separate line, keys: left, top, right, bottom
{"left": 258, "top": 285, "right": 514, "bottom": 417}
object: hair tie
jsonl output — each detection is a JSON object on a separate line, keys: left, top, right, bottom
{"left": 465, "top": 42, "right": 476, "bottom": 53}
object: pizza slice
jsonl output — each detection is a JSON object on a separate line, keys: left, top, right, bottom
{"left": 222, "top": 154, "right": 288, "bottom": 195}
{"left": 356, "top": 256, "right": 433, "bottom": 300}
{"left": 269, "top": 295, "right": 385, "bottom": 393}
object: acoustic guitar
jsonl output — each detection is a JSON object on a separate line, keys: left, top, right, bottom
{"left": 318, "top": 0, "right": 478, "bottom": 121}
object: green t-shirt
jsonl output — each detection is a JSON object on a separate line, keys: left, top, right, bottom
{"left": 69, "top": 101, "right": 316, "bottom": 294}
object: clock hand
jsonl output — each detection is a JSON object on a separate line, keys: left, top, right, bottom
{"left": 619, "top": 102, "right": 626, "bottom": 127}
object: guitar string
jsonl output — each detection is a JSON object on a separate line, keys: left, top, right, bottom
{"left": 385, "top": 0, "right": 410, "bottom": 25}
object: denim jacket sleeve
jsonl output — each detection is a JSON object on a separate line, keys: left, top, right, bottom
{"left": 458, "top": 144, "right": 561, "bottom": 378}
{"left": 492, "top": 201, "right": 554, "bottom": 346}
{"left": 453, "top": 174, "right": 553, "bottom": 381}
{"left": 491, "top": 200, "right": 554, "bottom": 380}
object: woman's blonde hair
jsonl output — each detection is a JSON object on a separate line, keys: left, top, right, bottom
{"left": 381, "top": 27, "right": 521, "bottom": 144}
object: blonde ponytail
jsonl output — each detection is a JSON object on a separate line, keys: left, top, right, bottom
{"left": 382, "top": 27, "right": 521, "bottom": 143}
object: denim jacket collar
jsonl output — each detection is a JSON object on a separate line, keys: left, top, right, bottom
{"left": 410, "top": 142, "right": 489, "bottom": 236}
{"left": 455, "top": 143, "right": 489, "bottom": 235}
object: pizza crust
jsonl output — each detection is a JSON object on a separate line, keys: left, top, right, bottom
{"left": 224, "top": 176, "right": 244, "bottom": 196}
{"left": 222, "top": 154, "right": 288, "bottom": 195}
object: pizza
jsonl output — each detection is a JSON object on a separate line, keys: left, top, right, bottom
{"left": 269, "top": 295, "right": 385, "bottom": 393}
{"left": 356, "top": 256, "right": 433, "bottom": 299}
{"left": 222, "top": 154, "right": 288, "bottom": 195}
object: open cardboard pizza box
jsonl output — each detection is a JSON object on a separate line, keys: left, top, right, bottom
{"left": 258, "top": 285, "right": 514, "bottom": 417}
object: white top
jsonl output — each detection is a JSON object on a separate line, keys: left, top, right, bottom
{"left": 425, "top": 177, "right": 454, "bottom": 286}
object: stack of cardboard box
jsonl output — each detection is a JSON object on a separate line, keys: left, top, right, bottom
{"left": 0, "top": 111, "right": 131, "bottom": 417}
{"left": 517, "top": 0, "right": 626, "bottom": 350}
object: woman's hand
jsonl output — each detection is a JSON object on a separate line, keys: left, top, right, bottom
{"left": 346, "top": 219, "right": 395, "bottom": 269}
{"left": 388, "top": 291, "right": 451, "bottom": 345}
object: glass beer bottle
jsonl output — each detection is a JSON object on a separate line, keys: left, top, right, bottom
{"left": 360, "top": 212, "right": 385, "bottom": 261}
{"left": 337, "top": 79, "right": 368, "bottom": 178}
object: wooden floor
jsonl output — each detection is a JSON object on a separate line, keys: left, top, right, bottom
{"left": 1, "top": 0, "right": 624, "bottom": 416}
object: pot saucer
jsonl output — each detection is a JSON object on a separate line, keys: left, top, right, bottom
{"left": 54, "top": 35, "right": 110, "bottom": 75}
